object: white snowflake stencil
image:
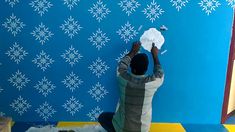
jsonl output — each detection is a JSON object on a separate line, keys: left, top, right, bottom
{"left": 88, "top": 28, "right": 110, "bottom": 50}
{"left": 170, "top": 0, "right": 189, "bottom": 11}
{"left": 116, "top": 49, "right": 129, "bottom": 62}
{"left": 142, "top": 0, "right": 164, "bottom": 23}
{"left": 34, "top": 77, "right": 55, "bottom": 97}
{"left": 226, "top": 0, "right": 235, "bottom": 7}
{"left": 87, "top": 106, "right": 103, "bottom": 121}
{"left": 199, "top": 0, "right": 221, "bottom": 15}
{"left": 2, "top": 13, "right": 25, "bottom": 36}
{"left": 116, "top": 21, "right": 138, "bottom": 43}
{"left": 88, "top": 0, "right": 111, "bottom": 22}
{"left": 62, "top": 72, "right": 83, "bottom": 92}
{"left": 5, "top": 42, "right": 28, "bottom": 64}
{"left": 88, "top": 57, "right": 109, "bottom": 78}
{"left": 0, "top": 87, "right": 3, "bottom": 93}
{"left": 32, "top": 50, "right": 54, "bottom": 72}
{"left": 62, "top": 96, "right": 83, "bottom": 116}
{"left": 31, "top": 23, "right": 54, "bottom": 45}
{"left": 10, "top": 96, "right": 31, "bottom": 116}
{"left": 118, "top": 0, "right": 140, "bottom": 16}
{"left": 60, "top": 16, "right": 82, "bottom": 39}
{"left": 63, "top": 0, "right": 80, "bottom": 10}
{"left": 5, "top": 0, "right": 19, "bottom": 7}
{"left": 61, "top": 45, "right": 83, "bottom": 67}
{"left": 29, "top": 0, "right": 53, "bottom": 16}
{"left": 88, "top": 82, "right": 108, "bottom": 102}
{"left": 35, "top": 101, "right": 56, "bottom": 121}
{"left": 0, "top": 112, "right": 6, "bottom": 116}
{"left": 8, "top": 70, "right": 30, "bottom": 91}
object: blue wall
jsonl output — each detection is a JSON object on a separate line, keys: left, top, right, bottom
{"left": 0, "top": 0, "right": 234, "bottom": 124}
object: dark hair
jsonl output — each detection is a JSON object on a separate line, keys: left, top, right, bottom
{"left": 130, "top": 53, "right": 149, "bottom": 75}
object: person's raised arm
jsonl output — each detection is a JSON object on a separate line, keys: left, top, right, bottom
{"left": 151, "top": 43, "right": 164, "bottom": 78}
{"left": 117, "top": 41, "right": 141, "bottom": 75}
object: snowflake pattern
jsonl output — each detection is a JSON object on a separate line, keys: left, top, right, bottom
{"left": 0, "top": 87, "right": 3, "bottom": 93}
{"left": 88, "top": 0, "right": 111, "bottom": 22}
{"left": 31, "top": 23, "right": 54, "bottom": 45}
{"left": 62, "top": 72, "right": 83, "bottom": 92}
{"left": 61, "top": 45, "right": 83, "bottom": 67}
{"left": 5, "top": 42, "right": 28, "bottom": 64}
{"left": 29, "top": 0, "right": 53, "bottom": 16}
{"left": 142, "top": 0, "right": 164, "bottom": 23}
{"left": 88, "top": 28, "right": 110, "bottom": 50}
{"left": 5, "top": 0, "right": 19, "bottom": 7}
{"left": 34, "top": 77, "right": 56, "bottom": 97}
{"left": 63, "top": 0, "right": 80, "bottom": 10}
{"left": 32, "top": 50, "right": 54, "bottom": 71}
{"left": 199, "top": 0, "right": 221, "bottom": 15}
{"left": 118, "top": 0, "right": 140, "bottom": 16}
{"left": 88, "top": 82, "right": 108, "bottom": 102}
{"left": 116, "top": 49, "right": 129, "bottom": 62}
{"left": 10, "top": 96, "right": 31, "bottom": 116}
{"left": 35, "top": 101, "right": 56, "bottom": 121}
{"left": 117, "top": 21, "right": 138, "bottom": 43}
{"left": 88, "top": 57, "right": 109, "bottom": 78}
{"left": 0, "top": 112, "right": 6, "bottom": 116}
{"left": 60, "top": 16, "right": 82, "bottom": 39}
{"left": 8, "top": 70, "right": 30, "bottom": 91}
{"left": 170, "top": 0, "right": 189, "bottom": 11}
{"left": 226, "top": 0, "right": 235, "bottom": 7}
{"left": 2, "top": 13, "right": 25, "bottom": 36}
{"left": 87, "top": 106, "right": 103, "bottom": 121}
{"left": 63, "top": 96, "right": 83, "bottom": 116}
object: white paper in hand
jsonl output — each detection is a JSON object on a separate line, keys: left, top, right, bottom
{"left": 140, "top": 28, "right": 165, "bottom": 52}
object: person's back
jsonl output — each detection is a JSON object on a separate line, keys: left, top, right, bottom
{"left": 98, "top": 42, "right": 164, "bottom": 132}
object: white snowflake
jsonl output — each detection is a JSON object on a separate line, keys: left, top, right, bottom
{"left": 61, "top": 45, "right": 83, "bottom": 67}
{"left": 0, "top": 87, "right": 3, "bottom": 93}
{"left": 88, "top": 0, "right": 111, "bottom": 22}
{"left": 170, "top": 0, "right": 189, "bottom": 11}
{"left": 5, "top": 0, "right": 19, "bottom": 7}
{"left": 31, "top": 23, "right": 54, "bottom": 45}
{"left": 116, "top": 21, "right": 138, "bottom": 43}
{"left": 60, "top": 16, "right": 82, "bottom": 39}
{"left": 34, "top": 77, "right": 55, "bottom": 97}
{"left": 87, "top": 106, "right": 103, "bottom": 121}
{"left": 10, "top": 96, "right": 31, "bottom": 116}
{"left": 35, "top": 101, "right": 56, "bottom": 121}
{"left": 63, "top": 0, "right": 80, "bottom": 10}
{"left": 118, "top": 0, "right": 140, "bottom": 16}
{"left": 226, "top": 0, "right": 235, "bottom": 7}
{"left": 88, "top": 57, "right": 109, "bottom": 78}
{"left": 2, "top": 13, "right": 25, "bottom": 36}
{"left": 0, "top": 112, "right": 6, "bottom": 116}
{"left": 88, "top": 82, "right": 108, "bottom": 102}
{"left": 199, "top": 0, "right": 221, "bottom": 15}
{"left": 29, "top": 0, "right": 53, "bottom": 16}
{"left": 116, "top": 49, "right": 129, "bottom": 62}
{"left": 32, "top": 50, "right": 54, "bottom": 72}
{"left": 88, "top": 28, "right": 110, "bottom": 50}
{"left": 5, "top": 42, "right": 28, "bottom": 64}
{"left": 142, "top": 0, "right": 164, "bottom": 23}
{"left": 8, "top": 70, "right": 30, "bottom": 91}
{"left": 62, "top": 72, "right": 83, "bottom": 92}
{"left": 62, "top": 96, "right": 83, "bottom": 116}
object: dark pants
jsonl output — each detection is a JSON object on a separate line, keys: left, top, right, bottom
{"left": 98, "top": 112, "right": 116, "bottom": 132}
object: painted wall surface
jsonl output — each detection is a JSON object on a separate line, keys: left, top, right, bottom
{"left": 0, "top": 0, "right": 234, "bottom": 124}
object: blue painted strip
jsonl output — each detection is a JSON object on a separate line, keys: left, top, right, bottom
{"left": 182, "top": 124, "right": 228, "bottom": 132}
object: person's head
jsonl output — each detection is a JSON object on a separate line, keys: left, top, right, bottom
{"left": 130, "top": 53, "right": 149, "bottom": 75}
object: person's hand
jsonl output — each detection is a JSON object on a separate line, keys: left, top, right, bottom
{"left": 130, "top": 41, "right": 141, "bottom": 55}
{"left": 151, "top": 43, "right": 158, "bottom": 57}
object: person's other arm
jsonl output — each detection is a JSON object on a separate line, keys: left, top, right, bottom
{"left": 151, "top": 44, "right": 164, "bottom": 78}
{"left": 117, "top": 42, "right": 141, "bottom": 75}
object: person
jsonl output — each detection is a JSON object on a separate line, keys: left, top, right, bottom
{"left": 98, "top": 41, "right": 164, "bottom": 132}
